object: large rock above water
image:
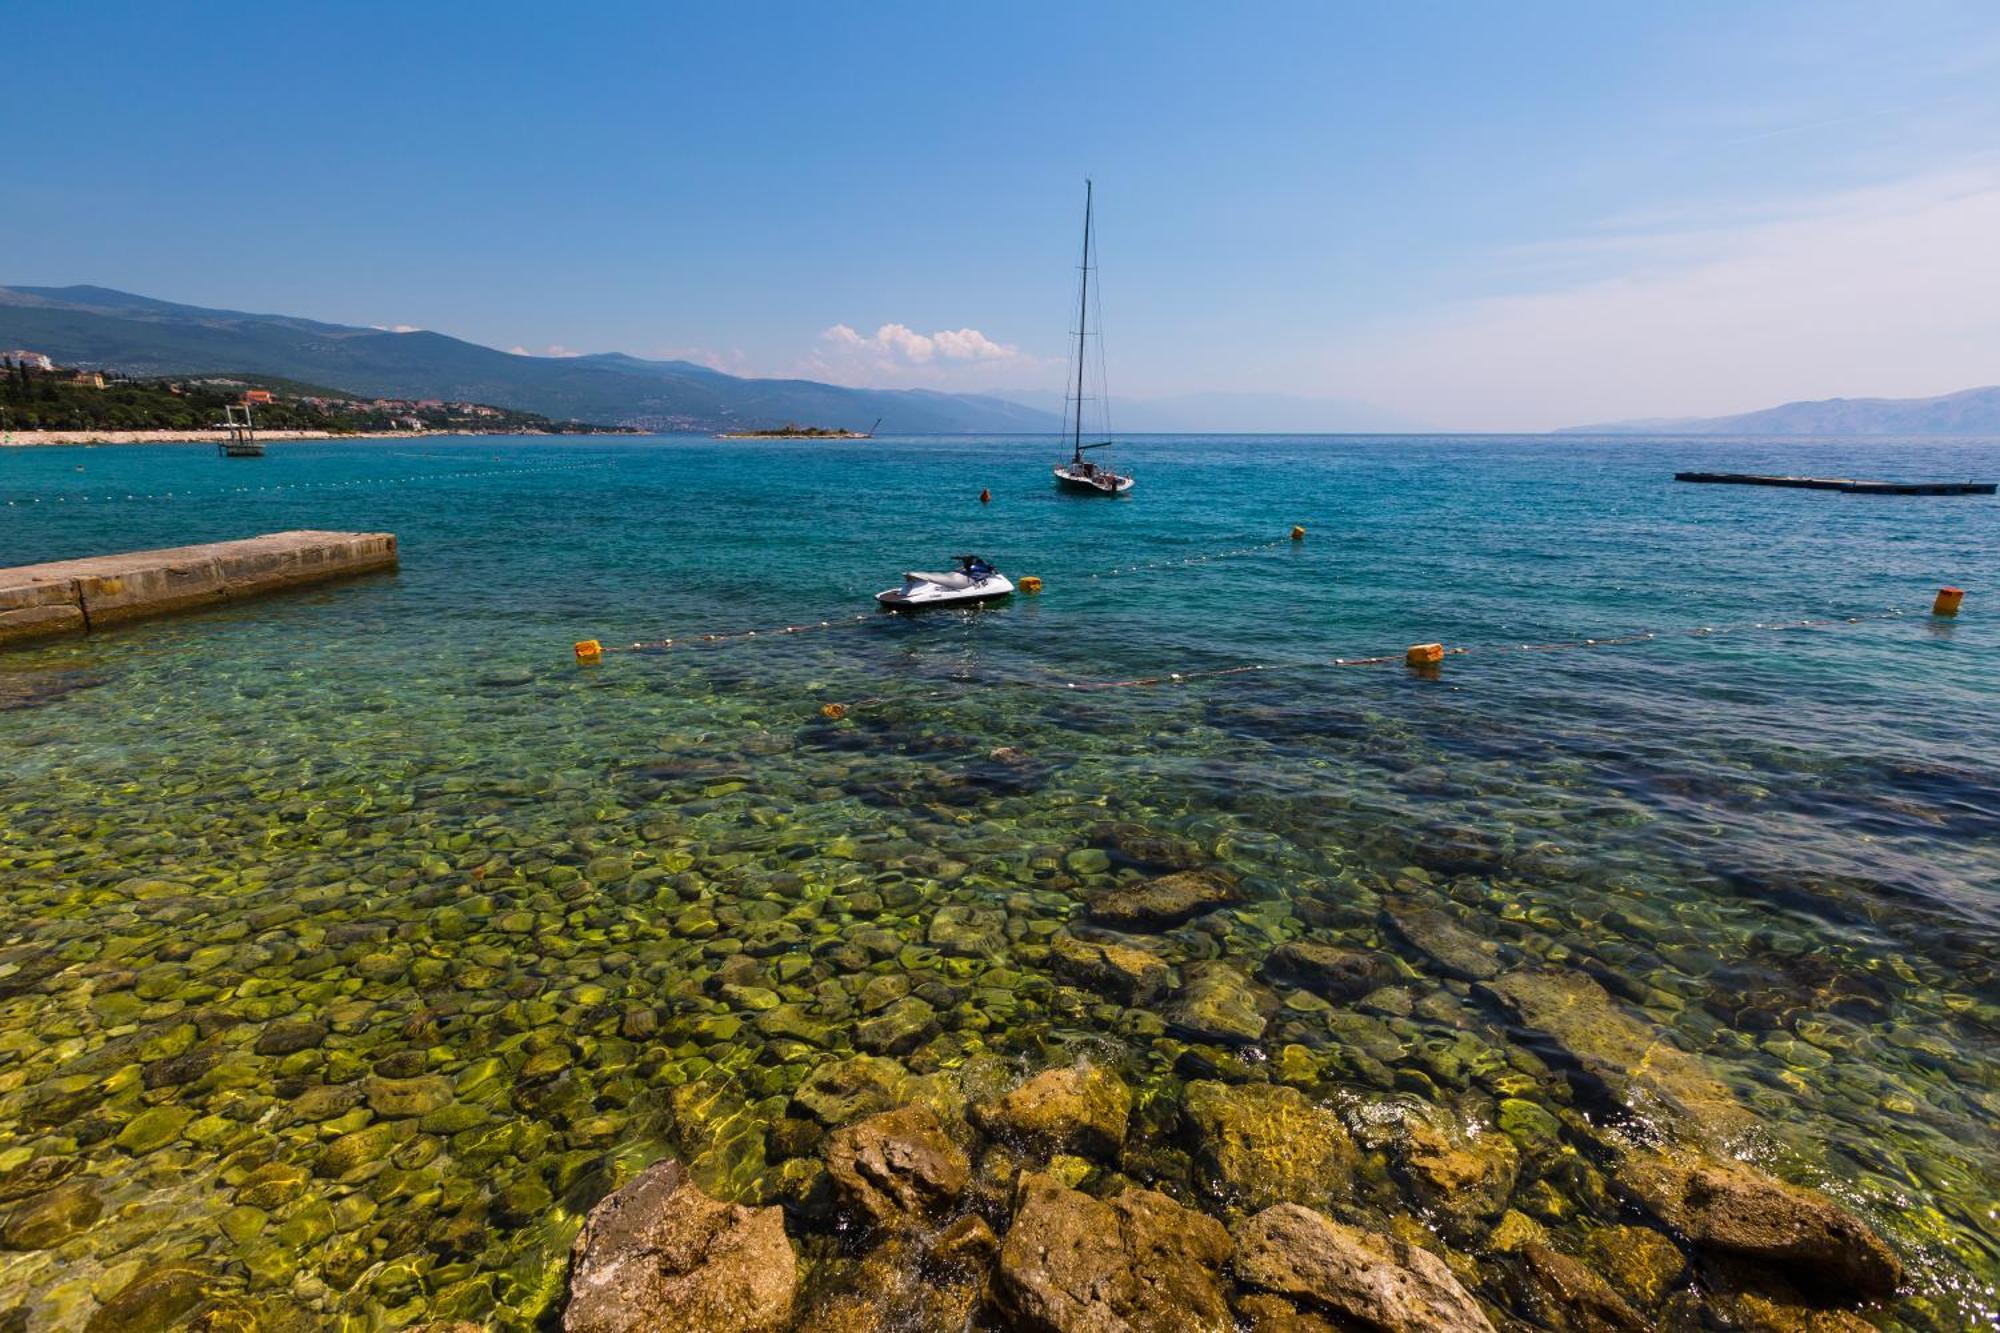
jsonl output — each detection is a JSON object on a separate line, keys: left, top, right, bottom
{"left": 1476, "top": 970, "right": 1755, "bottom": 1140}
{"left": 1615, "top": 1151, "right": 1901, "bottom": 1302}
{"left": 1086, "top": 867, "right": 1242, "bottom": 928}
{"left": 563, "top": 1157, "right": 796, "bottom": 1333}
{"left": 823, "top": 1103, "right": 970, "bottom": 1229}
{"left": 1232, "top": 1203, "right": 1495, "bottom": 1333}
{"left": 1182, "top": 1080, "right": 1356, "bottom": 1210}
{"left": 971, "top": 1063, "right": 1130, "bottom": 1159}
{"left": 996, "top": 1172, "right": 1234, "bottom": 1332}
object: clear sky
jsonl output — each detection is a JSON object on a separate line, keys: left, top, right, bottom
{"left": 6, "top": 1, "right": 2000, "bottom": 429}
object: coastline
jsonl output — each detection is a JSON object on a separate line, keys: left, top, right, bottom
{"left": 0, "top": 428, "right": 594, "bottom": 448}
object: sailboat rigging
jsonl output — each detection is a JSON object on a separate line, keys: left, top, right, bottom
{"left": 1052, "top": 180, "right": 1133, "bottom": 495}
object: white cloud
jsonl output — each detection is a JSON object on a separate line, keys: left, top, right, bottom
{"left": 371, "top": 324, "right": 425, "bottom": 334}
{"left": 1322, "top": 163, "right": 2000, "bottom": 430}
{"left": 809, "top": 321, "right": 1047, "bottom": 389}
{"left": 506, "top": 344, "right": 585, "bottom": 358}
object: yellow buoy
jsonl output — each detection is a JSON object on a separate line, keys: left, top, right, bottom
{"left": 1933, "top": 586, "right": 1965, "bottom": 616}
{"left": 1406, "top": 642, "right": 1444, "bottom": 668}
{"left": 574, "top": 639, "right": 603, "bottom": 663}
{"left": 820, "top": 702, "right": 848, "bottom": 719}
{"left": 1020, "top": 575, "right": 1044, "bottom": 593}
{"left": 1291, "top": 525, "right": 1306, "bottom": 541}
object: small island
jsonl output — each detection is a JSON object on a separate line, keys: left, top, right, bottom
{"left": 714, "top": 418, "right": 879, "bottom": 440}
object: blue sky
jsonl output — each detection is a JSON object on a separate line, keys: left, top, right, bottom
{"left": 6, "top": 1, "right": 2000, "bottom": 428}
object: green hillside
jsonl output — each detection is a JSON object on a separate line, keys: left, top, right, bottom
{"left": 0, "top": 285, "right": 1059, "bottom": 434}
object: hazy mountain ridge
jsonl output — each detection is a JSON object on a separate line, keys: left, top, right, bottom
{"left": 0, "top": 285, "right": 1059, "bottom": 433}
{"left": 1563, "top": 385, "right": 2000, "bottom": 435}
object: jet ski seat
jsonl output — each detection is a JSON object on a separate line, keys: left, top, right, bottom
{"left": 905, "top": 571, "right": 975, "bottom": 588}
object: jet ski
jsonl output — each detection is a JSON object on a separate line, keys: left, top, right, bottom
{"left": 876, "top": 555, "right": 1015, "bottom": 609}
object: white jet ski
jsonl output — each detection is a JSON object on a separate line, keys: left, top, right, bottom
{"left": 876, "top": 555, "right": 1015, "bottom": 609}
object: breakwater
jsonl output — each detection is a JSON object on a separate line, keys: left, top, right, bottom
{"left": 0, "top": 530, "right": 396, "bottom": 646}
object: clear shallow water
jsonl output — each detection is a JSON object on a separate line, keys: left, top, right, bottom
{"left": 1, "top": 434, "right": 1996, "bottom": 1330}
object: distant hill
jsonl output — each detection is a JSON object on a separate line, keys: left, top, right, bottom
{"left": 1562, "top": 385, "right": 2000, "bottom": 436}
{"left": 0, "top": 285, "right": 1059, "bottom": 434}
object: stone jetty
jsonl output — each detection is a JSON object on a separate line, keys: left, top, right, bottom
{"left": 0, "top": 530, "right": 396, "bottom": 646}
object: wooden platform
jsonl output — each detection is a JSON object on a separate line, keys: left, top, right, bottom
{"left": 1675, "top": 472, "right": 1997, "bottom": 496}
{"left": 0, "top": 530, "right": 397, "bottom": 647}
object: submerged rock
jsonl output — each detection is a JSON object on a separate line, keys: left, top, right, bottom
{"left": 971, "top": 1063, "right": 1130, "bottom": 1160}
{"left": 928, "top": 904, "right": 1007, "bottom": 957}
{"left": 563, "top": 1157, "right": 796, "bottom": 1333}
{"left": 1046, "top": 932, "right": 1172, "bottom": 1005}
{"left": 855, "top": 997, "right": 938, "bottom": 1055}
{"left": 823, "top": 1104, "right": 969, "bottom": 1229}
{"left": 1380, "top": 1100, "right": 1519, "bottom": 1243}
{"left": 1501, "top": 1242, "right": 1649, "bottom": 1332}
{"left": 1086, "top": 867, "right": 1242, "bottom": 928}
{"left": 1260, "top": 939, "right": 1395, "bottom": 1000}
{"left": 791, "top": 1056, "right": 920, "bottom": 1127}
{"left": 84, "top": 1264, "right": 213, "bottom": 1333}
{"left": 1182, "top": 1080, "right": 1355, "bottom": 1210}
{"left": 1614, "top": 1151, "right": 1901, "bottom": 1302}
{"left": 1232, "top": 1203, "right": 1495, "bottom": 1333}
{"left": 1, "top": 1178, "right": 102, "bottom": 1250}
{"left": 1383, "top": 904, "right": 1504, "bottom": 981}
{"left": 996, "top": 1171, "right": 1234, "bottom": 1332}
{"left": 1579, "top": 1223, "right": 1686, "bottom": 1308}
{"left": 1476, "top": 970, "right": 1755, "bottom": 1140}
{"left": 1163, "top": 961, "right": 1273, "bottom": 1045}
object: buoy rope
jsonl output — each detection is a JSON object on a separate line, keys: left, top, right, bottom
{"left": 5, "top": 459, "right": 610, "bottom": 506}
{"left": 813, "top": 605, "right": 1922, "bottom": 716}
{"left": 1081, "top": 536, "right": 1295, "bottom": 581}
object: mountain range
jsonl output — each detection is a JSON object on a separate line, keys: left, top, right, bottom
{"left": 0, "top": 285, "right": 1058, "bottom": 434}
{"left": 1563, "top": 385, "right": 2000, "bottom": 435}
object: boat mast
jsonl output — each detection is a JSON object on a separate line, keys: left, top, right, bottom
{"left": 1072, "top": 179, "right": 1092, "bottom": 465}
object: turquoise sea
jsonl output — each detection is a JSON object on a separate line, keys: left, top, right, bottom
{"left": 1, "top": 434, "right": 1996, "bottom": 1330}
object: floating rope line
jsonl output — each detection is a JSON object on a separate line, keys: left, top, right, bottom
{"left": 5, "top": 460, "right": 610, "bottom": 506}
{"left": 812, "top": 606, "right": 1922, "bottom": 716}
{"left": 1081, "top": 535, "right": 1296, "bottom": 580}
{"left": 613, "top": 612, "right": 879, "bottom": 656}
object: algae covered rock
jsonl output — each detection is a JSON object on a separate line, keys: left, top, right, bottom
{"left": 1182, "top": 1080, "right": 1355, "bottom": 1210}
{"left": 1, "top": 1178, "right": 102, "bottom": 1250}
{"left": 84, "top": 1264, "right": 214, "bottom": 1333}
{"left": 791, "top": 1056, "right": 920, "bottom": 1127}
{"left": 855, "top": 997, "right": 938, "bottom": 1055}
{"left": 1614, "top": 1151, "right": 1901, "bottom": 1302}
{"left": 1046, "top": 932, "right": 1172, "bottom": 1005}
{"left": 563, "top": 1156, "right": 796, "bottom": 1333}
{"left": 996, "top": 1171, "right": 1234, "bottom": 1332}
{"left": 823, "top": 1103, "right": 969, "bottom": 1229}
{"left": 1163, "top": 961, "right": 1273, "bottom": 1044}
{"left": 1086, "top": 867, "right": 1242, "bottom": 928}
{"left": 928, "top": 903, "right": 1007, "bottom": 957}
{"left": 971, "top": 1063, "right": 1130, "bottom": 1159}
{"left": 1232, "top": 1203, "right": 1495, "bottom": 1333}
{"left": 1579, "top": 1223, "right": 1686, "bottom": 1308}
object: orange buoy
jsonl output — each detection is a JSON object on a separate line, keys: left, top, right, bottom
{"left": 1020, "top": 575, "right": 1044, "bottom": 593}
{"left": 1933, "top": 586, "right": 1965, "bottom": 616}
{"left": 1406, "top": 642, "right": 1444, "bottom": 668}
{"left": 574, "top": 639, "right": 603, "bottom": 663}
{"left": 980, "top": 488, "right": 992, "bottom": 504}
{"left": 820, "top": 702, "right": 848, "bottom": 719}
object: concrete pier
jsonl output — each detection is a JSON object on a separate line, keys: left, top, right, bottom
{"left": 0, "top": 530, "right": 397, "bottom": 647}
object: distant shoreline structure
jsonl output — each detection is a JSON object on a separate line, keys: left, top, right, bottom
{"left": 0, "top": 428, "right": 597, "bottom": 448}
{"left": 714, "top": 418, "right": 879, "bottom": 441}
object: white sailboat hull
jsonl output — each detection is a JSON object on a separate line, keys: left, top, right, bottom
{"left": 1053, "top": 464, "right": 1133, "bottom": 494}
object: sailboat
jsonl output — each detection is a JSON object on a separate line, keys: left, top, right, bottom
{"left": 1052, "top": 180, "right": 1133, "bottom": 495}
